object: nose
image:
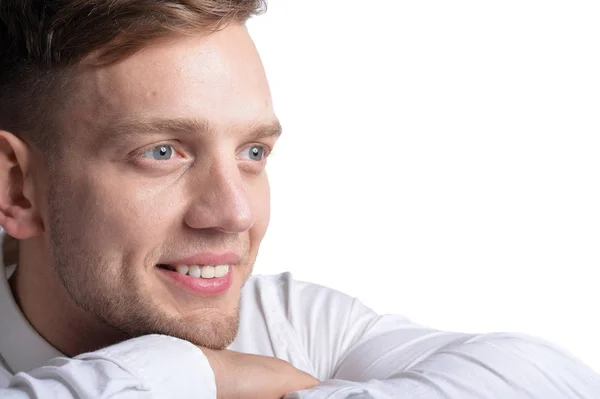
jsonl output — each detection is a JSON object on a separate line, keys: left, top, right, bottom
{"left": 183, "top": 157, "right": 255, "bottom": 234}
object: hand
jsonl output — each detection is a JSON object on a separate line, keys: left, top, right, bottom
{"left": 200, "top": 348, "right": 320, "bottom": 399}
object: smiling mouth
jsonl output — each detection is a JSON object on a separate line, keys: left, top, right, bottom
{"left": 156, "top": 264, "right": 231, "bottom": 279}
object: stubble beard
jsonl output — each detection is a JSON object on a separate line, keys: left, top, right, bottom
{"left": 46, "top": 186, "right": 242, "bottom": 351}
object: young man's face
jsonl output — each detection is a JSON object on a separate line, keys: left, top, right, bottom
{"left": 40, "top": 23, "right": 277, "bottom": 349}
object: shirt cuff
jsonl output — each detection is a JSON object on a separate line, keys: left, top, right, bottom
{"left": 76, "top": 334, "right": 216, "bottom": 399}
{"left": 285, "top": 379, "right": 391, "bottom": 399}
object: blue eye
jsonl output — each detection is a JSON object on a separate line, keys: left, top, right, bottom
{"left": 241, "top": 145, "right": 266, "bottom": 161}
{"left": 142, "top": 145, "right": 174, "bottom": 160}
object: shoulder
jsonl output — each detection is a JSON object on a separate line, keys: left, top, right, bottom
{"left": 243, "top": 272, "right": 358, "bottom": 315}
{"left": 243, "top": 272, "right": 384, "bottom": 351}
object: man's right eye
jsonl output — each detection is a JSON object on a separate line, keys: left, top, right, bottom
{"left": 141, "top": 145, "right": 175, "bottom": 161}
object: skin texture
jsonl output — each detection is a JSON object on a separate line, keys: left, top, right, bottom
{"left": 0, "top": 23, "right": 279, "bottom": 355}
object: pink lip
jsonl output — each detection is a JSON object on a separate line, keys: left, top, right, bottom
{"left": 157, "top": 266, "right": 233, "bottom": 296}
{"left": 163, "top": 252, "right": 241, "bottom": 266}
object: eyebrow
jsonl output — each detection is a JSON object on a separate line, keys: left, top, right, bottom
{"left": 100, "top": 116, "right": 283, "bottom": 146}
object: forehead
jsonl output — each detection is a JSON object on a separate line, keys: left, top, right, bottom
{"left": 69, "top": 23, "right": 274, "bottom": 135}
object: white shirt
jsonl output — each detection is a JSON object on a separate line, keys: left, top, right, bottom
{"left": 1, "top": 253, "right": 599, "bottom": 397}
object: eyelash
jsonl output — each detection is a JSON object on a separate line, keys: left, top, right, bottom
{"left": 132, "top": 142, "right": 183, "bottom": 161}
{"left": 238, "top": 144, "right": 272, "bottom": 161}
{"left": 133, "top": 143, "right": 273, "bottom": 162}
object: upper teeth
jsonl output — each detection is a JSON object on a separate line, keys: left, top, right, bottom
{"left": 175, "top": 264, "right": 230, "bottom": 279}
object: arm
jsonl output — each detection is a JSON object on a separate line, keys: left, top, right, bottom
{"left": 0, "top": 335, "right": 216, "bottom": 399}
{"left": 281, "top": 276, "right": 600, "bottom": 399}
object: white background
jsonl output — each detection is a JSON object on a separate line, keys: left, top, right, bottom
{"left": 248, "top": 1, "right": 600, "bottom": 372}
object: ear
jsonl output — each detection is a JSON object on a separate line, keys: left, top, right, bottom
{"left": 0, "top": 131, "right": 43, "bottom": 239}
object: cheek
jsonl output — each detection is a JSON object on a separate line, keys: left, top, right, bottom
{"left": 109, "top": 187, "right": 188, "bottom": 252}
{"left": 57, "top": 171, "right": 182, "bottom": 254}
{"left": 249, "top": 175, "right": 270, "bottom": 246}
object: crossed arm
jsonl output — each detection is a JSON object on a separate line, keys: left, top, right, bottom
{"left": 281, "top": 277, "right": 600, "bottom": 399}
{"left": 2, "top": 274, "right": 599, "bottom": 398}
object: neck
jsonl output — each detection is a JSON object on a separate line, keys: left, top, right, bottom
{"left": 8, "top": 240, "right": 128, "bottom": 356}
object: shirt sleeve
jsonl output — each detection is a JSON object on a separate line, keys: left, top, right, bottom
{"left": 280, "top": 277, "right": 600, "bottom": 399}
{"left": 0, "top": 335, "right": 217, "bottom": 399}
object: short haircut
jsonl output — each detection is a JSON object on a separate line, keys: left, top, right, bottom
{"left": 0, "top": 0, "right": 266, "bottom": 149}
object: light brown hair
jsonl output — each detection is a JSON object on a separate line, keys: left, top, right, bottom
{"left": 0, "top": 0, "right": 266, "bottom": 148}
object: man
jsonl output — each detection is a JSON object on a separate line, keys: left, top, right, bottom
{"left": 0, "top": 1, "right": 598, "bottom": 398}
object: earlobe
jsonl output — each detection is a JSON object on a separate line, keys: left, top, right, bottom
{"left": 0, "top": 131, "right": 43, "bottom": 239}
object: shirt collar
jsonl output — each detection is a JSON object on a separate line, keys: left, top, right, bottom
{"left": 0, "top": 229, "right": 63, "bottom": 373}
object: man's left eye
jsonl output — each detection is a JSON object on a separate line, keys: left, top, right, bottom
{"left": 239, "top": 145, "right": 267, "bottom": 161}
{"left": 141, "top": 145, "right": 175, "bottom": 160}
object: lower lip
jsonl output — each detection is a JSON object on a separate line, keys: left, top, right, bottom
{"left": 157, "top": 266, "right": 233, "bottom": 296}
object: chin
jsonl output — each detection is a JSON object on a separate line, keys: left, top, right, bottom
{"left": 111, "top": 262, "right": 249, "bottom": 349}
{"left": 139, "top": 299, "right": 242, "bottom": 350}
{"left": 173, "top": 311, "right": 240, "bottom": 350}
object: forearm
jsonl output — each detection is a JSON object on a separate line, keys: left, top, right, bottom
{"left": 290, "top": 333, "right": 600, "bottom": 399}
